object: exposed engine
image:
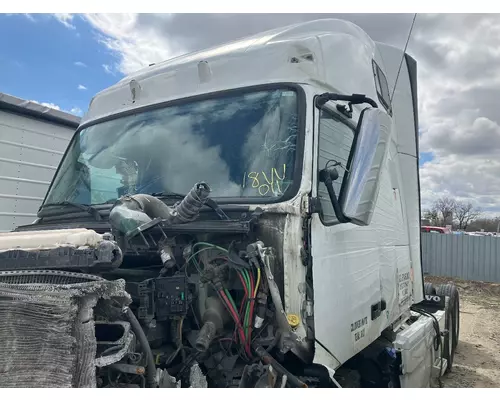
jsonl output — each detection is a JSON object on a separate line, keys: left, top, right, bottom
{"left": 0, "top": 182, "right": 328, "bottom": 388}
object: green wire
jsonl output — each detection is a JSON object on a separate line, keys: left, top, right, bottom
{"left": 244, "top": 302, "right": 251, "bottom": 330}
{"left": 241, "top": 269, "right": 250, "bottom": 291}
{"left": 241, "top": 269, "right": 252, "bottom": 335}
{"left": 192, "top": 242, "right": 228, "bottom": 253}
{"left": 184, "top": 247, "right": 214, "bottom": 273}
{"left": 185, "top": 242, "right": 228, "bottom": 272}
{"left": 243, "top": 269, "right": 254, "bottom": 341}
{"left": 188, "top": 241, "right": 254, "bottom": 345}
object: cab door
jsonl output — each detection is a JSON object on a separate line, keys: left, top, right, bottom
{"left": 309, "top": 103, "right": 399, "bottom": 367}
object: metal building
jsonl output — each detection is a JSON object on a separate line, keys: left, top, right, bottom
{"left": 0, "top": 92, "right": 80, "bottom": 232}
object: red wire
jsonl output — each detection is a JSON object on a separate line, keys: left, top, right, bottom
{"left": 239, "top": 295, "right": 247, "bottom": 317}
{"left": 226, "top": 272, "right": 247, "bottom": 345}
{"left": 219, "top": 289, "right": 239, "bottom": 323}
{"left": 245, "top": 272, "right": 256, "bottom": 355}
{"left": 249, "top": 272, "right": 255, "bottom": 294}
{"left": 219, "top": 289, "right": 246, "bottom": 346}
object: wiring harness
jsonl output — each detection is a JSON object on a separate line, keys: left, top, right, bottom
{"left": 185, "top": 241, "right": 262, "bottom": 359}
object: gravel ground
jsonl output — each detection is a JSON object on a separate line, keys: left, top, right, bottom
{"left": 425, "top": 276, "right": 500, "bottom": 388}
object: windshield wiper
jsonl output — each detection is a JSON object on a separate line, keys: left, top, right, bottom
{"left": 205, "top": 198, "right": 230, "bottom": 220}
{"left": 40, "top": 201, "right": 103, "bottom": 221}
{"left": 150, "top": 191, "right": 186, "bottom": 200}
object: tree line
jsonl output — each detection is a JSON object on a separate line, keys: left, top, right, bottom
{"left": 422, "top": 196, "right": 499, "bottom": 232}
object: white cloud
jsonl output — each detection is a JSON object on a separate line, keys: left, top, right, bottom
{"left": 74, "top": 61, "right": 87, "bottom": 68}
{"left": 405, "top": 14, "right": 500, "bottom": 215}
{"left": 78, "top": 84, "right": 88, "bottom": 91}
{"left": 83, "top": 14, "right": 183, "bottom": 75}
{"left": 420, "top": 154, "right": 500, "bottom": 214}
{"left": 30, "top": 100, "right": 84, "bottom": 118}
{"left": 53, "top": 13, "right": 76, "bottom": 30}
{"left": 43, "top": 102, "right": 60, "bottom": 110}
{"left": 420, "top": 111, "right": 500, "bottom": 157}
{"left": 102, "top": 64, "right": 115, "bottom": 75}
{"left": 30, "top": 100, "right": 61, "bottom": 111}
{"left": 71, "top": 107, "right": 83, "bottom": 116}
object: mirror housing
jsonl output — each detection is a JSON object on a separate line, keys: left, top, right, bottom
{"left": 339, "top": 107, "right": 391, "bottom": 226}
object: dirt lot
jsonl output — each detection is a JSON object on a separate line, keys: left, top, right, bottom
{"left": 425, "top": 276, "right": 500, "bottom": 388}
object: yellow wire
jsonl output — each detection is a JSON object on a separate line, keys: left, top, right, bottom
{"left": 254, "top": 267, "right": 261, "bottom": 298}
{"left": 179, "top": 317, "right": 184, "bottom": 343}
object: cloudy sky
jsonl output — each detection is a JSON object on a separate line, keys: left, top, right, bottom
{"left": 0, "top": 13, "right": 498, "bottom": 213}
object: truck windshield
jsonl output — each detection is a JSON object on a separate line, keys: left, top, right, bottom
{"left": 43, "top": 87, "right": 301, "bottom": 206}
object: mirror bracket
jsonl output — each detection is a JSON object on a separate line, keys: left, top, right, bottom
{"left": 336, "top": 103, "right": 353, "bottom": 119}
{"left": 318, "top": 166, "right": 351, "bottom": 224}
{"left": 315, "top": 92, "right": 378, "bottom": 109}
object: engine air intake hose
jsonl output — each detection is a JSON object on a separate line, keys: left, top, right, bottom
{"left": 109, "top": 182, "right": 211, "bottom": 236}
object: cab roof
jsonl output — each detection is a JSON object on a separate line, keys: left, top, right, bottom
{"left": 81, "top": 18, "right": 381, "bottom": 127}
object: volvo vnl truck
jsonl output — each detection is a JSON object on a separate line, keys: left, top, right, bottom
{"left": 0, "top": 19, "right": 459, "bottom": 388}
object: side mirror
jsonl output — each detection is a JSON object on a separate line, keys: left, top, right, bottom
{"left": 339, "top": 107, "right": 391, "bottom": 226}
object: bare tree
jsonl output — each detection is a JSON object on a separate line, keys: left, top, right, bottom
{"left": 432, "top": 196, "right": 457, "bottom": 226}
{"left": 454, "top": 201, "right": 481, "bottom": 230}
{"left": 468, "top": 217, "right": 500, "bottom": 232}
{"left": 423, "top": 209, "right": 439, "bottom": 226}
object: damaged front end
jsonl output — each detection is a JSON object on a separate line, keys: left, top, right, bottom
{"left": 0, "top": 182, "right": 324, "bottom": 388}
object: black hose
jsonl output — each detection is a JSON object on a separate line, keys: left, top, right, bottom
{"left": 127, "top": 194, "right": 175, "bottom": 220}
{"left": 125, "top": 308, "right": 157, "bottom": 388}
{"left": 174, "top": 182, "right": 210, "bottom": 221}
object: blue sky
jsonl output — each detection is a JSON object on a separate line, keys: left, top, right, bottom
{"left": 419, "top": 151, "right": 433, "bottom": 166}
{"left": 0, "top": 14, "right": 123, "bottom": 116}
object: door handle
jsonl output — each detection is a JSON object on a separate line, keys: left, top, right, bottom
{"left": 371, "top": 299, "right": 387, "bottom": 320}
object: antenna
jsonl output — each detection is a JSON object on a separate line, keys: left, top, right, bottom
{"left": 390, "top": 13, "right": 417, "bottom": 102}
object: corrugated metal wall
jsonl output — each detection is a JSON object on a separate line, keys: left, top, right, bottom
{"left": 422, "top": 232, "right": 500, "bottom": 283}
{"left": 0, "top": 110, "right": 75, "bottom": 232}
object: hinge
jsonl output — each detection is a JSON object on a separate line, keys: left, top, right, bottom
{"left": 309, "top": 197, "right": 321, "bottom": 214}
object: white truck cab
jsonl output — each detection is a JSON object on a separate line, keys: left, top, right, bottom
{"left": 0, "top": 19, "right": 459, "bottom": 388}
